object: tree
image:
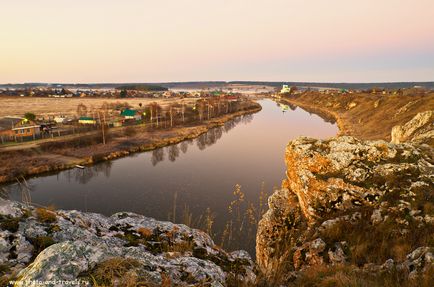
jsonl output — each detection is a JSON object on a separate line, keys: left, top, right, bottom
{"left": 119, "top": 89, "right": 128, "bottom": 98}
{"left": 196, "top": 99, "right": 207, "bottom": 122}
{"left": 148, "top": 102, "right": 162, "bottom": 127}
{"left": 169, "top": 106, "right": 174, "bottom": 127}
{"left": 24, "top": 112, "right": 36, "bottom": 122}
{"left": 76, "top": 103, "right": 88, "bottom": 117}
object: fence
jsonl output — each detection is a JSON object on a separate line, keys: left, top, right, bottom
{"left": 0, "top": 100, "right": 256, "bottom": 146}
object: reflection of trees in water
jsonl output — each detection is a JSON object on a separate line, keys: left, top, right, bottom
{"left": 196, "top": 133, "right": 207, "bottom": 150}
{"left": 180, "top": 141, "right": 189, "bottom": 154}
{"left": 151, "top": 148, "right": 165, "bottom": 166}
{"left": 75, "top": 169, "right": 95, "bottom": 185}
{"left": 195, "top": 126, "right": 223, "bottom": 150}
{"left": 168, "top": 145, "right": 180, "bottom": 162}
{"left": 223, "top": 116, "right": 243, "bottom": 133}
{"left": 241, "top": 114, "right": 254, "bottom": 124}
{"left": 150, "top": 114, "right": 254, "bottom": 164}
{"left": 62, "top": 161, "right": 114, "bottom": 184}
{"left": 93, "top": 161, "right": 113, "bottom": 178}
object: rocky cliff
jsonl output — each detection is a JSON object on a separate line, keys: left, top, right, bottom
{"left": 0, "top": 199, "right": 255, "bottom": 287}
{"left": 391, "top": 110, "right": 434, "bottom": 146}
{"left": 257, "top": 136, "right": 433, "bottom": 285}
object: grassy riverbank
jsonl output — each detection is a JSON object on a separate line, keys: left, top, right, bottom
{"left": 279, "top": 90, "right": 434, "bottom": 141}
{"left": 0, "top": 102, "right": 261, "bottom": 185}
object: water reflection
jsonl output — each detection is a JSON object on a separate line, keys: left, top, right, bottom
{"left": 151, "top": 148, "right": 165, "bottom": 166}
{"left": 168, "top": 145, "right": 180, "bottom": 162}
{"left": 3, "top": 160, "right": 114, "bottom": 196}
{"left": 150, "top": 114, "right": 254, "bottom": 165}
{"left": 1, "top": 100, "right": 338, "bottom": 255}
{"left": 71, "top": 161, "right": 113, "bottom": 184}
{"left": 180, "top": 141, "right": 188, "bottom": 153}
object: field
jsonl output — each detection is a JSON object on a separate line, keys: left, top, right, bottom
{"left": 0, "top": 97, "right": 196, "bottom": 118}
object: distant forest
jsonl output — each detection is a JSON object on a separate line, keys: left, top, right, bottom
{"left": 1, "top": 81, "right": 433, "bottom": 90}
{"left": 115, "top": 84, "right": 168, "bottom": 91}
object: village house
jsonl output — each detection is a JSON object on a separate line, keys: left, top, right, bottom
{"left": 78, "top": 116, "right": 97, "bottom": 125}
{"left": 0, "top": 117, "right": 41, "bottom": 141}
{"left": 120, "top": 109, "right": 142, "bottom": 121}
{"left": 54, "top": 115, "right": 70, "bottom": 124}
{"left": 280, "top": 85, "right": 291, "bottom": 94}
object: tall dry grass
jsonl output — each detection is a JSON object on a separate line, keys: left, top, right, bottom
{"left": 169, "top": 182, "right": 271, "bottom": 254}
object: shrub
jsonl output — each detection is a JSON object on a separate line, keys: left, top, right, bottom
{"left": 0, "top": 217, "right": 20, "bottom": 232}
{"left": 28, "top": 236, "right": 55, "bottom": 258}
{"left": 137, "top": 227, "right": 153, "bottom": 238}
{"left": 35, "top": 206, "right": 57, "bottom": 223}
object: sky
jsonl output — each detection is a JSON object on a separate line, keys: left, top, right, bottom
{"left": 1, "top": 0, "right": 434, "bottom": 83}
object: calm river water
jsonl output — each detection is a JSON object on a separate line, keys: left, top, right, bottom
{"left": 3, "top": 99, "right": 337, "bottom": 253}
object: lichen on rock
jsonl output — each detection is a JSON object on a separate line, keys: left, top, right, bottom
{"left": 391, "top": 110, "right": 434, "bottom": 145}
{"left": 256, "top": 136, "right": 433, "bottom": 285}
{"left": 0, "top": 199, "right": 255, "bottom": 286}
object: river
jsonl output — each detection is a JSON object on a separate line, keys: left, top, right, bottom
{"left": 3, "top": 99, "right": 338, "bottom": 254}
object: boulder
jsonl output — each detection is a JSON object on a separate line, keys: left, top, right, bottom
{"left": 0, "top": 199, "right": 255, "bottom": 286}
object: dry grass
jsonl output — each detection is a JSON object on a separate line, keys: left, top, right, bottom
{"left": 283, "top": 264, "right": 434, "bottom": 287}
{"left": 318, "top": 210, "right": 433, "bottom": 266}
{"left": 0, "top": 97, "right": 193, "bottom": 118}
{"left": 176, "top": 182, "right": 269, "bottom": 255}
{"left": 87, "top": 258, "right": 144, "bottom": 287}
{"left": 137, "top": 227, "right": 153, "bottom": 238}
{"left": 283, "top": 91, "right": 434, "bottom": 141}
{"left": 35, "top": 206, "right": 57, "bottom": 223}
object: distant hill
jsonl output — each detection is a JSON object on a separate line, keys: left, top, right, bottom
{"left": 1, "top": 81, "right": 433, "bottom": 90}
{"left": 228, "top": 81, "right": 434, "bottom": 90}
{"left": 115, "top": 84, "right": 168, "bottom": 91}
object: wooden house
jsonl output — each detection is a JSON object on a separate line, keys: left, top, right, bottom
{"left": 0, "top": 117, "right": 41, "bottom": 140}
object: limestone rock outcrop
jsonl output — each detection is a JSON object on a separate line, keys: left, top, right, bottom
{"left": 0, "top": 199, "right": 255, "bottom": 287}
{"left": 257, "top": 136, "right": 433, "bottom": 284}
{"left": 391, "top": 110, "right": 434, "bottom": 145}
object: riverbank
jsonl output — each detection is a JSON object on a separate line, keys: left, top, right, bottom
{"left": 0, "top": 102, "right": 261, "bottom": 185}
{"left": 279, "top": 90, "right": 434, "bottom": 142}
{"left": 1, "top": 95, "right": 432, "bottom": 286}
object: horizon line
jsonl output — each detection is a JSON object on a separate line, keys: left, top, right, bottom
{"left": 1, "top": 80, "right": 434, "bottom": 86}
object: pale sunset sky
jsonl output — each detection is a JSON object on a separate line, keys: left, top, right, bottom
{"left": 1, "top": 0, "right": 434, "bottom": 83}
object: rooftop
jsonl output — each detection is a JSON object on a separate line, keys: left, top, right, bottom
{"left": 0, "top": 117, "right": 24, "bottom": 131}
{"left": 120, "top": 109, "right": 138, "bottom": 117}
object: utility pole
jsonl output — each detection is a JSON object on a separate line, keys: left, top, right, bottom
{"left": 170, "top": 106, "right": 173, "bottom": 127}
{"left": 102, "top": 112, "right": 106, "bottom": 145}
{"left": 98, "top": 111, "right": 106, "bottom": 145}
{"left": 182, "top": 103, "right": 185, "bottom": 123}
